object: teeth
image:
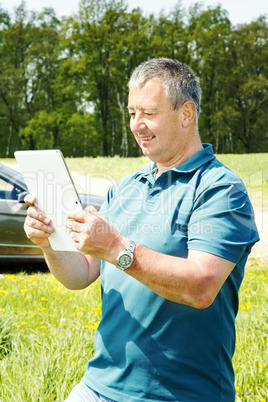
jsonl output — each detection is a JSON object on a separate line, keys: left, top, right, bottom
{"left": 143, "top": 136, "right": 154, "bottom": 140}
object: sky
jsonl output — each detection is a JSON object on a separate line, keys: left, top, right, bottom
{"left": 0, "top": 0, "right": 267, "bottom": 26}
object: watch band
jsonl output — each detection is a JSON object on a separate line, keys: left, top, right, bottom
{"left": 125, "top": 240, "right": 136, "bottom": 254}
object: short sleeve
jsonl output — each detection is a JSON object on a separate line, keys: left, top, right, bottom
{"left": 188, "top": 183, "right": 259, "bottom": 263}
{"left": 99, "top": 186, "right": 113, "bottom": 220}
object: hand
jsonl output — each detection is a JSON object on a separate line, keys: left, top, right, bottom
{"left": 24, "top": 194, "right": 55, "bottom": 249}
{"left": 67, "top": 205, "right": 128, "bottom": 263}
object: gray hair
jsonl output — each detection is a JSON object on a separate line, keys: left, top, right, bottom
{"left": 128, "top": 58, "right": 202, "bottom": 117}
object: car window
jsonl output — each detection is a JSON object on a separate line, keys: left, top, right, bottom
{"left": 0, "top": 178, "right": 24, "bottom": 201}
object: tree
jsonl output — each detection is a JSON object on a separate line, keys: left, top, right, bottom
{"left": 149, "top": 1, "right": 188, "bottom": 61}
{"left": 224, "top": 18, "right": 268, "bottom": 152}
{"left": 0, "top": 1, "right": 266, "bottom": 157}
{"left": 186, "top": 5, "right": 233, "bottom": 151}
{"left": 69, "top": 0, "right": 151, "bottom": 156}
{"left": 0, "top": 3, "right": 36, "bottom": 155}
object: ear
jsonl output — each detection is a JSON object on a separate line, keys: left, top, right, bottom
{"left": 181, "top": 101, "right": 196, "bottom": 128}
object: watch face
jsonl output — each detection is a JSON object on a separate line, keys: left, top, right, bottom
{"left": 119, "top": 254, "right": 132, "bottom": 268}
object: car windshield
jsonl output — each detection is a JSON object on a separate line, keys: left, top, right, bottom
{"left": 0, "top": 164, "right": 27, "bottom": 201}
{"left": 1, "top": 165, "right": 26, "bottom": 185}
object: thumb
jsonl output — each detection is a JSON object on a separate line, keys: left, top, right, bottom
{"left": 24, "top": 193, "right": 36, "bottom": 206}
{"left": 85, "top": 205, "right": 98, "bottom": 214}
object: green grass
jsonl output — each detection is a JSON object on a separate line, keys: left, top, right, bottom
{"left": 6, "top": 153, "right": 266, "bottom": 208}
{"left": 65, "top": 153, "right": 268, "bottom": 188}
{"left": 233, "top": 258, "right": 268, "bottom": 402}
{"left": 0, "top": 258, "right": 267, "bottom": 401}
{"left": 2, "top": 153, "right": 267, "bottom": 186}
{"left": 0, "top": 274, "right": 102, "bottom": 401}
{"left": 66, "top": 153, "right": 268, "bottom": 209}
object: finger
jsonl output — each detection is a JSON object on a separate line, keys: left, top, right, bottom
{"left": 67, "top": 219, "right": 87, "bottom": 234}
{"left": 24, "top": 194, "right": 36, "bottom": 206}
{"left": 27, "top": 206, "right": 51, "bottom": 225}
{"left": 84, "top": 205, "right": 98, "bottom": 214}
{"left": 69, "top": 230, "right": 83, "bottom": 243}
{"left": 24, "top": 222, "right": 52, "bottom": 238}
{"left": 67, "top": 209, "right": 88, "bottom": 222}
{"left": 25, "top": 216, "right": 54, "bottom": 234}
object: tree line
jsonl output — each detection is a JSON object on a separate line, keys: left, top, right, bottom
{"left": 0, "top": 0, "right": 267, "bottom": 157}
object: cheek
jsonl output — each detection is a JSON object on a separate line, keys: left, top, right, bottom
{"left": 133, "top": 134, "right": 139, "bottom": 144}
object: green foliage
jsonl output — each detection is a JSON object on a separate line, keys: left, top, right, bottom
{"left": 20, "top": 111, "right": 61, "bottom": 149}
{"left": 0, "top": 1, "right": 267, "bottom": 157}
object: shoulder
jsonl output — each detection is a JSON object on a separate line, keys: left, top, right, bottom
{"left": 108, "top": 161, "right": 154, "bottom": 196}
{"left": 195, "top": 158, "right": 248, "bottom": 197}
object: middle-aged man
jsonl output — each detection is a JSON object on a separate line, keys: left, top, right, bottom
{"left": 24, "top": 58, "right": 259, "bottom": 402}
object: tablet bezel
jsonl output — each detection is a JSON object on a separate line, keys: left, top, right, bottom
{"left": 14, "top": 149, "right": 83, "bottom": 252}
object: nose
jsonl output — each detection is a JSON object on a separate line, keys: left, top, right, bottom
{"left": 130, "top": 114, "right": 147, "bottom": 134}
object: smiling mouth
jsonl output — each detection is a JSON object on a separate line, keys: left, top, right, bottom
{"left": 141, "top": 136, "right": 155, "bottom": 141}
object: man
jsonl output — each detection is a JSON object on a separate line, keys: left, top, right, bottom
{"left": 24, "top": 58, "right": 259, "bottom": 401}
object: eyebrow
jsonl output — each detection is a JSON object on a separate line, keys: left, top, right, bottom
{"left": 127, "top": 105, "right": 158, "bottom": 112}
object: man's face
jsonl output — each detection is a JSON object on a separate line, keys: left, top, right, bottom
{"left": 128, "top": 79, "right": 184, "bottom": 165}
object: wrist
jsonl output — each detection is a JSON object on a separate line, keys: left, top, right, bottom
{"left": 115, "top": 240, "right": 136, "bottom": 271}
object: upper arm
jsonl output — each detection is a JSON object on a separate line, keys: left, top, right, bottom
{"left": 187, "top": 249, "right": 236, "bottom": 308}
{"left": 188, "top": 182, "right": 259, "bottom": 262}
{"left": 85, "top": 254, "right": 101, "bottom": 284}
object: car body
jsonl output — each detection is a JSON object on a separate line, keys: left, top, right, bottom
{"left": 0, "top": 164, "right": 104, "bottom": 262}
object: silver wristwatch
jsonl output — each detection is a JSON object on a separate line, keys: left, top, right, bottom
{"left": 116, "top": 240, "right": 136, "bottom": 271}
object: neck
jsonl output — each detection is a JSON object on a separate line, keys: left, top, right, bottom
{"left": 156, "top": 134, "right": 203, "bottom": 178}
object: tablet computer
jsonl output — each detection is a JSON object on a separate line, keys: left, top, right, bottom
{"left": 14, "top": 149, "right": 82, "bottom": 252}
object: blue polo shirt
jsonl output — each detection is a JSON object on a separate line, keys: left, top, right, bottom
{"left": 83, "top": 144, "right": 259, "bottom": 402}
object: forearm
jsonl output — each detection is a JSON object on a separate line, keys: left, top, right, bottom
{"left": 125, "top": 244, "right": 234, "bottom": 309}
{"left": 42, "top": 246, "right": 100, "bottom": 290}
{"left": 65, "top": 208, "right": 234, "bottom": 306}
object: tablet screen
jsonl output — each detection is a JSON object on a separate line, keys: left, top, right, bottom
{"left": 14, "top": 149, "right": 82, "bottom": 252}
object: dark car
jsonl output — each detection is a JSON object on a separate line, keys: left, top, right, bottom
{"left": 0, "top": 164, "right": 104, "bottom": 263}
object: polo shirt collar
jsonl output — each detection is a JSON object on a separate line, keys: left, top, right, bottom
{"left": 171, "top": 143, "right": 216, "bottom": 173}
{"left": 134, "top": 143, "right": 216, "bottom": 181}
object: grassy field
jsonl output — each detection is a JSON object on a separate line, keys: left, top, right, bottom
{"left": 0, "top": 258, "right": 267, "bottom": 401}
{"left": 2, "top": 153, "right": 267, "bottom": 185}
{"left": 0, "top": 153, "right": 267, "bottom": 401}
{"left": 0, "top": 274, "right": 102, "bottom": 401}
{"left": 65, "top": 153, "right": 268, "bottom": 188}
{"left": 2, "top": 152, "right": 267, "bottom": 206}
